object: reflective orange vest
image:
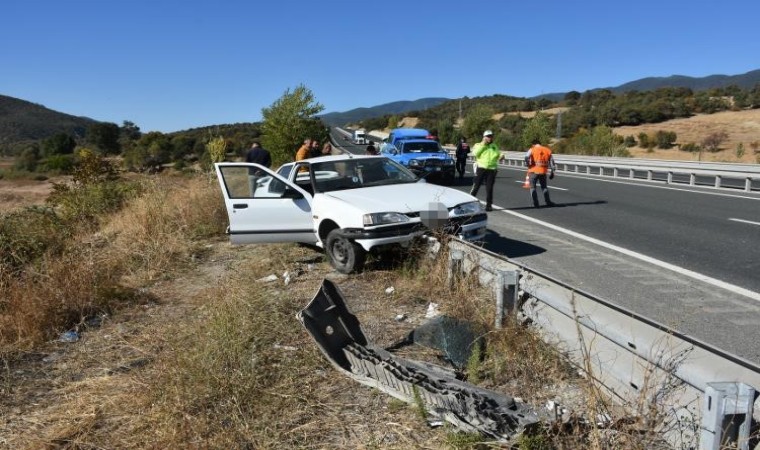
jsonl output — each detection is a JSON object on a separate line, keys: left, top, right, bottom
{"left": 527, "top": 145, "right": 552, "bottom": 175}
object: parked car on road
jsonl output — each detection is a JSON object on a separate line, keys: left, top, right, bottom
{"left": 381, "top": 138, "right": 456, "bottom": 185}
{"left": 214, "top": 155, "right": 487, "bottom": 273}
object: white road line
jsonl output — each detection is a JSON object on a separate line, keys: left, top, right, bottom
{"left": 489, "top": 205, "right": 760, "bottom": 303}
{"left": 729, "top": 218, "right": 760, "bottom": 226}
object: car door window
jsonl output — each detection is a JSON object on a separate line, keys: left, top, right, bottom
{"left": 219, "top": 166, "right": 289, "bottom": 199}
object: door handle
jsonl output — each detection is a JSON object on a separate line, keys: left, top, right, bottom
{"left": 233, "top": 203, "right": 248, "bottom": 209}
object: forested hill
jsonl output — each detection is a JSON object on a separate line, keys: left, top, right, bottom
{"left": 319, "top": 98, "right": 449, "bottom": 127}
{"left": 0, "top": 95, "right": 97, "bottom": 150}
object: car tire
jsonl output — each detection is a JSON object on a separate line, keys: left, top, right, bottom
{"left": 326, "top": 229, "right": 366, "bottom": 274}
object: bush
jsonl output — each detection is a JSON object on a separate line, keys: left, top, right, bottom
{"left": 623, "top": 135, "right": 636, "bottom": 147}
{"left": 0, "top": 206, "right": 71, "bottom": 274}
{"left": 680, "top": 142, "right": 700, "bottom": 153}
{"left": 655, "top": 130, "right": 677, "bottom": 149}
{"left": 42, "top": 154, "right": 75, "bottom": 173}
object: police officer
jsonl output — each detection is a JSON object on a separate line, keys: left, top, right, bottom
{"left": 470, "top": 130, "right": 500, "bottom": 212}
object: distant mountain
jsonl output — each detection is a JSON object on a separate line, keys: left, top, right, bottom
{"left": 536, "top": 68, "right": 760, "bottom": 102}
{"left": 319, "top": 98, "right": 450, "bottom": 126}
{"left": 0, "top": 94, "right": 97, "bottom": 152}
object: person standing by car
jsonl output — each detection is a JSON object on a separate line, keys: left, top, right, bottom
{"left": 245, "top": 141, "right": 271, "bottom": 196}
{"left": 525, "top": 138, "right": 556, "bottom": 208}
{"left": 321, "top": 142, "right": 333, "bottom": 156}
{"left": 469, "top": 130, "right": 500, "bottom": 212}
{"left": 455, "top": 137, "right": 470, "bottom": 179}
{"left": 309, "top": 139, "right": 322, "bottom": 158}
{"left": 365, "top": 143, "right": 378, "bottom": 155}
{"left": 295, "top": 138, "right": 312, "bottom": 162}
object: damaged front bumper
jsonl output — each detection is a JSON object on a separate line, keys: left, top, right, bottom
{"left": 296, "top": 279, "right": 539, "bottom": 441}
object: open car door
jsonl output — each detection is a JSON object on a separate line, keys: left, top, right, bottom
{"left": 214, "top": 163, "right": 317, "bottom": 245}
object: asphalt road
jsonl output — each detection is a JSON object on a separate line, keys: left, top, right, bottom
{"left": 458, "top": 164, "right": 760, "bottom": 364}
{"left": 332, "top": 133, "right": 760, "bottom": 363}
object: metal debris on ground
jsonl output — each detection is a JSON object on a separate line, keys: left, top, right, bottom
{"left": 297, "top": 279, "right": 540, "bottom": 441}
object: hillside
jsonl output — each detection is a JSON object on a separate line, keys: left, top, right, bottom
{"left": 614, "top": 108, "right": 760, "bottom": 163}
{"left": 0, "top": 95, "right": 98, "bottom": 153}
{"left": 319, "top": 98, "right": 450, "bottom": 127}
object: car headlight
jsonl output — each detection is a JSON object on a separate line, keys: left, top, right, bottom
{"left": 451, "top": 201, "right": 483, "bottom": 216}
{"left": 408, "top": 159, "right": 422, "bottom": 167}
{"left": 363, "top": 212, "right": 410, "bottom": 226}
{"left": 443, "top": 159, "right": 454, "bottom": 166}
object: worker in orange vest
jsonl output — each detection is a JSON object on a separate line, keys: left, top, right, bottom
{"left": 525, "top": 138, "right": 557, "bottom": 208}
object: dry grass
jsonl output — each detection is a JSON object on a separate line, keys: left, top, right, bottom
{"left": 0, "top": 170, "right": 723, "bottom": 449}
{"left": 614, "top": 108, "right": 760, "bottom": 163}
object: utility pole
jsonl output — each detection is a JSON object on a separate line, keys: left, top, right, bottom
{"left": 458, "top": 98, "right": 462, "bottom": 123}
{"left": 556, "top": 111, "right": 562, "bottom": 140}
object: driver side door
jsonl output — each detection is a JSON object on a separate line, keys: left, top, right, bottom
{"left": 214, "top": 163, "right": 317, "bottom": 245}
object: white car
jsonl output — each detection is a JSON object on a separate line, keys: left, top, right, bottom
{"left": 214, "top": 155, "right": 487, "bottom": 274}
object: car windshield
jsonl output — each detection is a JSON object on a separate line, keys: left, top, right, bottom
{"left": 310, "top": 157, "right": 418, "bottom": 192}
{"left": 402, "top": 141, "right": 444, "bottom": 153}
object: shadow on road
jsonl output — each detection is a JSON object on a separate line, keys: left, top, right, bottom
{"left": 481, "top": 230, "right": 546, "bottom": 259}
{"left": 509, "top": 200, "right": 607, "bottom": 211}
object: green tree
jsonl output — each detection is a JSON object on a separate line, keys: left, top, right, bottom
{"left": 521, "top": 112, "right": 552, "bottom": 148}
{"left": 461, "top": 104, "right": 494, "bottom": 141}
{"left": 260, "top": 84, "right": 325, "bottom": 166}
{"left": 87, "top": 122, "right": 121, "bottom": 154}
{"left": 41, "top": 133, "right": 77, "bottom": 156}
{"left": 14, "top": 143, "right": 41, "bottom": 172}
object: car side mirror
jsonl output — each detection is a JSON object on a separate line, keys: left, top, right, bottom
{"left": 282, "top": 187, "right": 304, "bottom": 199}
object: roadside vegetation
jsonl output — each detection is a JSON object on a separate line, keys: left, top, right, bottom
{"left": 0, "top": 84, "right": 750, "bottom": 449}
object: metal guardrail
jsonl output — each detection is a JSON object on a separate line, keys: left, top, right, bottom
{"left": 447, "top": 239, "right": 760, "bottom": 449}
{"left": 499, "top": 152, "right": 760, "bottom": 192}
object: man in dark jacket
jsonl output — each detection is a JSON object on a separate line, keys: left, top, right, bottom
{"left": 246, "top": 141, "right": 271, "bottom": 196}
{"left": 455, "top": 137, "right": 470, "bottom": 179}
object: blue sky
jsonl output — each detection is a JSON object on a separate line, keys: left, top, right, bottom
{"left": 2, "top": 0, "right": 758, "bottom": 133}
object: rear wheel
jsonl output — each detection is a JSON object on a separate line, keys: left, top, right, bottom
{"left": 326, "top": 229, "right": 366, "bottom": 274}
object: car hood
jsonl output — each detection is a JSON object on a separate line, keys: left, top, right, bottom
{"left": 324, "top": 183, "right": 475, "bottom": 213}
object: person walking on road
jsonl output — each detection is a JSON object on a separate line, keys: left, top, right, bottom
{"left": 469, "top": 130, "right": 500, "bottom": 212}
{"left": 455, "top": 137, "right": 470, "bottom": 179}
{"left": 525, "top": 138, "right": 556, "bottom": 208}
{"left": 245, "top": 141, "right": 271, "bottom": 196}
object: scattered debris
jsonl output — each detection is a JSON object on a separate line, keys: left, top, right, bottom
{"left": 394, "top": 314, "right": 407, "bottom": 322}
{"left": 298, "top": 279, "right": 540, "bottom": 441}
{"left": 385, "top": 286, "right": 395, "bottom": 295}
{"left": 425, "top": 302, "right": 440, "bottom": 318}
{"left": 257, "top": 274, "right": 278, "bottom": 283}
{"left": 59, "top": 330, "right": 80, "bottom": 343}
{"left": 387, "top": 315, "right": 483, "bottom": 369}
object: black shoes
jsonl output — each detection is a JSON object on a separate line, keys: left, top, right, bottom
{"left": 485, "top": 206, "right": 493, "bottom": 212}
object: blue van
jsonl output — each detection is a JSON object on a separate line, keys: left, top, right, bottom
{"left": 380, "top": 134, "right": 455, "bottom": 185}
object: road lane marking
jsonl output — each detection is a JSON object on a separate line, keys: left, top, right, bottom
{"left": 489, "top": 204, "right": 760, "bottom": 303}
{"left": 729, "top": 218, "right": 760, "bottom": 226}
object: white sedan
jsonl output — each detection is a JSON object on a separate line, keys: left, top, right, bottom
{"left": 214, "top": 155, "right": 487, "bottom": 273}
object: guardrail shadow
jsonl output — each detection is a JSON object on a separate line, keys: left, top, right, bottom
{"left": 509, "top": 200, "right": 607, "bottom": 211}
{"left": 481, "top": 229, "right": 546, "bottom": 258}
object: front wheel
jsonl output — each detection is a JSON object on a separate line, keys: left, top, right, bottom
{"left": 326, "top": 229, "right": 366, "bottom": 274}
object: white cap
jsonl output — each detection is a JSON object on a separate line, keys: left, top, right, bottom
{"left": 483, "top": 130, "right": 494, "bottom": 137}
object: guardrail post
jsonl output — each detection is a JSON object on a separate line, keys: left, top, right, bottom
{"left": 586, "top": 166, "right": 591, "bottom": 174}
{"left": 700, "top": 382, "right": 755, "bottom": 450}
{"left": 494, "top": 270, "right": 520, "bottom": 329}
{"left": 690, "top": 173, "right": 696, "bottom": 186}
{"left": 448, "top": 249, "right": 464, "bottom": 289}
{"left": 667, "top": 171, "right": 673, "bottom": 184}
{"left": 714, "top": 175, "right": 722, "bottom": 189}
{"left": 745, "top": 178, "right": 752, "bottom": 192}
{"left": 647, "top": 170, "right": 653, "bottom": 181}
{"left": 613, "top": 167, "right": 619, "bottom": 178}
{"left": 629, "top": 169, "right": 635, "bottom": 179}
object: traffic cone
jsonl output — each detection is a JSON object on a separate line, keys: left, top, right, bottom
{"left": 522, "top": 173, "right": 530, "bottom": 189}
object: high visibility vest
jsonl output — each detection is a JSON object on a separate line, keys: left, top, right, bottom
{"left": 527, "top": 145, "right": 552, "bottom": 175}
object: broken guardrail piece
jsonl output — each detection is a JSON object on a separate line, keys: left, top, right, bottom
{"left": 297, "top": 278, "right": 540, "bottom": 441}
